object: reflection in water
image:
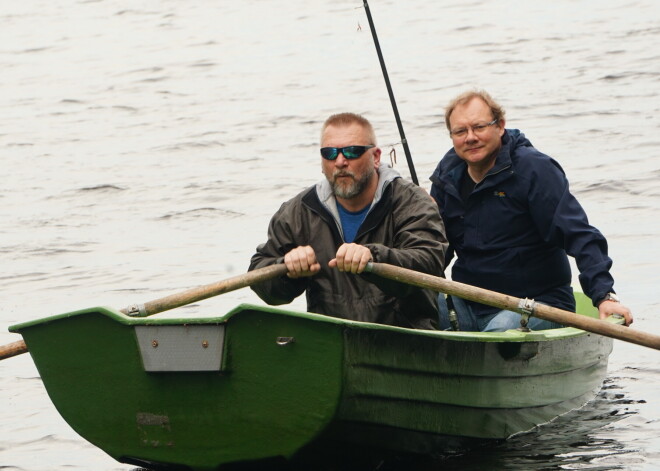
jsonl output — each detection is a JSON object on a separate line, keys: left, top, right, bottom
{"left": 417, "top": 379, "right": 641, "bottom": 471}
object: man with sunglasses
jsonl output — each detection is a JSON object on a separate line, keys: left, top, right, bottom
{"left": 430, "top": 89, "right": 633, "bottom": 331}
{"left": 249, "top": 112, "right": 448, "bottom": 329}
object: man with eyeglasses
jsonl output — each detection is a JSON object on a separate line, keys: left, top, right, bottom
{"left": 429, "top": 89, "right": 633, "bottom": 331}
{"left": 249, "top": 112, "right": 448, "bottom": 329}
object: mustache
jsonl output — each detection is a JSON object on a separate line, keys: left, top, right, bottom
{"left": 332, "top": 170, "right": 355, "bottom": 180}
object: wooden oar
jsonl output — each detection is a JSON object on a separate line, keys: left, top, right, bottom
{"left": 366, "top": 262, "right": 660, "bottom": 351}
{"left": 119, "top": 263, "right": 287, "bottom": 317}
{"left": 0, "top": 264, "right": 288, "bottom": 361}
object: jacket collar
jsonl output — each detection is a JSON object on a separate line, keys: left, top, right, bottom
{"left": 314, "top": 163, "right": 400, "bottom": 223}
{"left": 302, "top": 163, "right": 401, "bottom": 241}
{"left": 433, "top": 130, "right": 523, "bottom": 194}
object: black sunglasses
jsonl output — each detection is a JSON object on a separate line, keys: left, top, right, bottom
{"left": 320, "top": 145, "right": 375, "bottom": 161}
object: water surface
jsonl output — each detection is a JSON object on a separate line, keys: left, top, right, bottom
{"left": 1, "top": 1, "right": 659, "bottom": 470}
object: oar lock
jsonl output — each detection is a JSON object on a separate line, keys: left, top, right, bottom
{"left": 517, "top": 298, "right": 537, "bottom": 332}
{"left": 124, "top": 303, "right": 148, "bottom": 317}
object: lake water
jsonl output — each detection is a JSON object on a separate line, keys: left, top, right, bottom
{"left": 1, "top": 0, "right": 659, "bottom": 470}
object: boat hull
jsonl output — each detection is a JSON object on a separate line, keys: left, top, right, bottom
{"left": 10, "top": 294, "right": 614, "bottom": 470}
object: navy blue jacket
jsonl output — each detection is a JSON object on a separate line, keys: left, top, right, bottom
{"left": 429, "top": 129, "right": 614, "bottom": 315}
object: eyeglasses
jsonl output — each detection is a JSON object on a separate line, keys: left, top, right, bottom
{"left": 320, "top": 145, "right": 375, "bottom": 161}
{"left": 449, "top": 119, "right": 498, "bottom": 139}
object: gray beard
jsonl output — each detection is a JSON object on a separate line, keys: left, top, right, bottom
{"left": 331, "top": 167, "right": 375, "bottom": 199}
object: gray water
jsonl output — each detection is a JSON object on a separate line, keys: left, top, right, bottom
{"left": 1, "top": 1, "right": 659, "bottom": 469}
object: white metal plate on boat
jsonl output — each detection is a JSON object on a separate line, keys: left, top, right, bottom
{"left": 134, "top": 325, "right": 225, "bottom": 372}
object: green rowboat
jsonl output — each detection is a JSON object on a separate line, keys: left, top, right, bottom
{"left": 9, "top": 293, "right": 615, "bottom": 470}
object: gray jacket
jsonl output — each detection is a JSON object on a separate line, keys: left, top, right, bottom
{"left": 249, "top": 165, "right": 448, "bottom": 329}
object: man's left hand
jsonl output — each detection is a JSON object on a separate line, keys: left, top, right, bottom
{"left": 329, "top": 243, "right": 372, "bottom": 274}
{"left": 598, "top": 300, "right": 633, "bottom": 326}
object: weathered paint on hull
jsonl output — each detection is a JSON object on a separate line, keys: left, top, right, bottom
{"left": 10, "top": 295, "right": 613, "bottom": 470}
{"left": 330, "top": 326, "right": 610, "bottom": 454}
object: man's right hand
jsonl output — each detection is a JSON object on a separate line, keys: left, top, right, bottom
{"left": 284, "top": 246, "right": 321, "bottom": 278}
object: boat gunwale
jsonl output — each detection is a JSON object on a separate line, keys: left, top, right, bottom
{"left": 9, "top": 301, "right": 623, "bottom": 343}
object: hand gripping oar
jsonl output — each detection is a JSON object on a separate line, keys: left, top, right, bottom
{"left": 365, "top": 262, "right": 660, "bottom": 351}
{"left": 0, "top": 264, "right": 288, "bottom": 360}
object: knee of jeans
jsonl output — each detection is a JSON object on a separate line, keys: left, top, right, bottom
{"left": 484, "top": 310, "right": 523, "bottom": 332}
{"left": 437, "top": 294, "right": 451, "bottom": 330}
{"left": 528, "top": 318, "right": 563, "bottom": 331}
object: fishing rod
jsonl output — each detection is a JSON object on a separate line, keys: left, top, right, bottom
{"left": 362, "top": 0, "right": 419, "bottom": 185}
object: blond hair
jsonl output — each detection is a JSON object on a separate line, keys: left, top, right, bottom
{"left": 444, "top": 90, "right": 506, "bottom": 131}
{"left": 321, "top": 112, "right": 377, "bottom": 145}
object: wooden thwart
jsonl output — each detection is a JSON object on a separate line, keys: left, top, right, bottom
{"left": 365, "top": 262, "right": 660, "bottom": 351}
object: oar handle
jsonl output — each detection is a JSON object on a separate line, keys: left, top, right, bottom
{"left": 1, "top": 264, "right": 289, "bottom": 360}
{"left": 366, "top": 262, "right": 660, "bottom": 351}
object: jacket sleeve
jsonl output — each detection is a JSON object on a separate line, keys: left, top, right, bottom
{"left": 363, "top": 182, "right": 449, "bottom": 296}
{"left": 527, "top": 157, "right": 614, "bottom": 305}
{"left": 248, "top": 201, "right": 308, "bottom": 305}
{"left": 429, "top": 178, "right": 455, "bottom": 268}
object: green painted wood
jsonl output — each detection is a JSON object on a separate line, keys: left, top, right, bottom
{"left": 12, "top": 306, "right": 345, "bottom": 470}
{"left": 338, "top": 328, "right": 610, "bottom": 440}
{"left": 9, "top": 292, "right": 614, "bottom": 469}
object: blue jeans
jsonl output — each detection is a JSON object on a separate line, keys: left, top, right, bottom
{"left": 438, "top": 294, "right": 563, "bottom": 332}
